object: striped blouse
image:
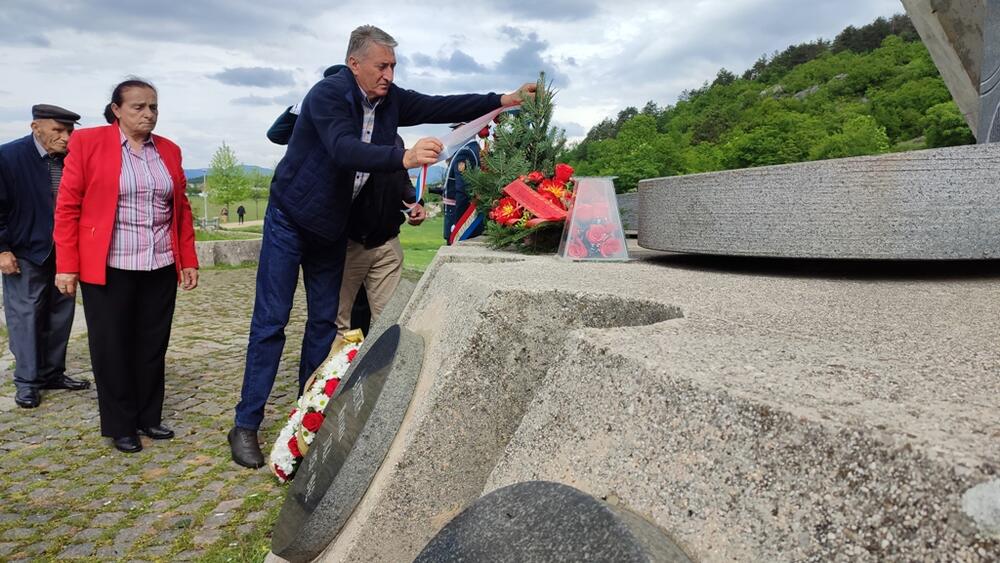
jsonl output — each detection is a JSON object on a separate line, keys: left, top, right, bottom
{"left": 106, "top": 130, "right": 175, "bottom": 271}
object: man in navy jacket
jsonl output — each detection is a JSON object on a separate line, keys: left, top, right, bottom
{"left": 229, "top": 25, "right": 535, "bottom": 468}
{"left": 0, "top": 104, "right": 90, "bottom": 409}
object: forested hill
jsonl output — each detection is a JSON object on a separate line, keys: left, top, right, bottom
{"left": 562, "top": 14, "right": 976, "bottom": 193}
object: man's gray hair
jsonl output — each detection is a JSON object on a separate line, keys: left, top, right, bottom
{"left": 345, "top": 25, "right": 398, "bottom": 63}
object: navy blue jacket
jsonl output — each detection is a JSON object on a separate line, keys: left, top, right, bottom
{"left": 269, "top": 67, "right": 502, "bottom": 241}
{"left": 0, "top": 135, "right": 55, "bottom": 265}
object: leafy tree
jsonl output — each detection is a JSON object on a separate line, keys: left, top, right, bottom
{"left": 809, "top": 115, "right": 890, "bottom": 160}
{"left": 207, "top": 142, "right": 251, "bottom": 208}
{"left": 247, "top": 168, "right": 272, "bottom": 217}
{"left": 713, "top": 68, "right": 736, "bottom": 87}
{"left": 923, "top": 102, "right": 976, "bottom": 147}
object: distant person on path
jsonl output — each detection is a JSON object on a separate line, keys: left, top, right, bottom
{"left": 0, "top": 104, "right": 90, "bottom": 409}
{"left": 54, "top": 78, "right": 199, "bottom": 454}
{"left": 220, "top": 205, "right": 229, "bottom": 223}
{"left": 229, "top": 24, "right": 535, "bottom": 469}
{"left": 236, "top": 204, "right": 246, "bottom": 224}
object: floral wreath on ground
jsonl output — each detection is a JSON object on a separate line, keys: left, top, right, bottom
{"left": 270, "top": 330, "right": 363, "bottom": 483}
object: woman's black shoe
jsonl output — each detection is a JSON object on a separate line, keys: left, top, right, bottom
{"left": 138, "top": 425, "right": 175, "bottom": 440}
{"left": 113, "top": 435, "right": 142, "bottom": 453}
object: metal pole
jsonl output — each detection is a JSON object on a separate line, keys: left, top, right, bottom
{"left": 203, "top": 173, "right": 209, "bottom": 227}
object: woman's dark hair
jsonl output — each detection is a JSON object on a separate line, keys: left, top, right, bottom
{"left": 103, "top": 78, "right": 157, "bottom": 124}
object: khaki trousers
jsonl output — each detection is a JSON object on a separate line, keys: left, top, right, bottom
{"left": 336, "top": 237, "right": 403, "bottom": 337}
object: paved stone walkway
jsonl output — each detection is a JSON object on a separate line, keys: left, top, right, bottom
{"left": 0, "top": 267, "right": 304, "bottom": 561}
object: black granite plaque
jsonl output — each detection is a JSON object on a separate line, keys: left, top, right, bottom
{"left": 271, "top": 324, "right": 424, "bottom": 562}
{"left": 415, "top": 481, "right": 693, "bottom": 563}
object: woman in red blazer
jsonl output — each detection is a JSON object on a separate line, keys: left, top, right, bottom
{"left": 54, "top": 78, "right": 199, "bottom": 453}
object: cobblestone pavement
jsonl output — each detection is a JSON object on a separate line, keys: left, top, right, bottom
{"left": 0, "top": 267, "right": 304, "bottom": 562}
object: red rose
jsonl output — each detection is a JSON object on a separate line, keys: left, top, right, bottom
{"left": 302, "top": 411, "right": 325, "bottom": 433}
{"left": 526, "top": 171, "right": 545, "bottom": 184}
{"left": 554, "top": 163, "right": 574, "bottom": 183}
{"left": 288, "top": 436, "right": 301, "bottom": 458}
{"left": 347, "top": 349, "right": 358, "bottom": 362}
{"left": 567, "top": 237, "right": 589, "bottom": 259}
{"left": 478, "top": 126, "right": 490, "bottom": 138}
{"left": 600, "top": 237, "right": 624, "bottom": 258}
{"left": 586, "top": 224, "right": 610, "bottom": 245}
{"left": 324, "top": 378, "right": 340, "bottom": 397}
{"left": 489, "top": 197, "right": 523, "bottom": 226}
{"left": 275, "top": 466, "right": 288, "bottom": 480}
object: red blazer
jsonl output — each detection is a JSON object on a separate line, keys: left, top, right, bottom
{"left": 54, "top": 125, "right": 199, "bottom": 285}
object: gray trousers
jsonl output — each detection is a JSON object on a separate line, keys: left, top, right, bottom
{"left": 2, "top": 254, "right": 75, "bottom": 390}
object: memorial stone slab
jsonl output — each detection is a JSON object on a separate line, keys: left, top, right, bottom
{"left": 271, "top": 324, "right": 423, "bottom": 562}
{"left": 638, "top": 142, "right": 1000, "bottom": 259}
{"left": 415, "top": 481, "right": 693, "bottom": 563}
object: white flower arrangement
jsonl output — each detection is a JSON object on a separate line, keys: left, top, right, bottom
{"left": 270, "top": 330, "right": 363, "bottom": 483}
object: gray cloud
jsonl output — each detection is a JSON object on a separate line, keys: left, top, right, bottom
{"left": 211, "top": 67, "right": 295, "bottom": 88}
{"left": 495, "top": 31, "right": 568, "bottom": 86}
{"left": 411, "top": 53, "right": 435, "bottom": 67}
{"left": 492, "top": 0, "right": 599, "bottom": 21}
{"left": 0, "top": 0, "right": 326, "bottom": 47}
{"left": 0, "top": 31, "right": 50, "bottom": 47}
{"left": 232, "top": 91, "right": 303, "bottom": 107}
{"left": 556, "top": 121, "right": 586, "bottom": 136}
{"left": 406, "top": 27, "right": 566, "bottom": 88}
{"left": 409, "top": 50, "right": 488, "bottom": 74}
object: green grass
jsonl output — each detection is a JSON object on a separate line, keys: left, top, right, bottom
{"left": 195, "top": 230, "right": 263, "bottom": 242}
{"left": 226, "top": 225, "right": 264, "bottom": 234}
{"left": 399, "top": 215, "right": 446, "bottom": 272}
{"left": 188, "top": 197, "right": 268, "bottom": 223}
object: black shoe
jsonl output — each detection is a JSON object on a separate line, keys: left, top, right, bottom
{"left": 14, "top": 387, "right": 40, "bottom": 408}
{"left": 228, "top": 427, "right": 265, "bottom": 469}
{"left": 41, "top": 375, "right": 90, "bottom": 391}
{"left": 113, "top": 435, "right": 142, "bottom": 453}
{"left": 138, "top": 425, "right": 174, "bottom": 440}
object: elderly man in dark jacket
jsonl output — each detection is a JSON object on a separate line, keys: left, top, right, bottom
{"left": 0, "top": 104, "right": 90, "bottom": 409}
{"left": 229, "top": 24, "right": 534, "bottom": 468}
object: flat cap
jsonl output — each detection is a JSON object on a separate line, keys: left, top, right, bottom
{"left": 31, "top": 104, "right": 80, "bottom": 125}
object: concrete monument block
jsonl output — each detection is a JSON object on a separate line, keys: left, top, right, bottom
{"left": 979, "top": 0, "right": 1000, "bottom": 141}
{"left": 636, "top": 142, "right": 1000, "bottom": 259}
{"left": 902, "top": 0, "right": 1000, "bottom": 142}
{"left": 300, "top": 245, "right": 999, "bottom": 561}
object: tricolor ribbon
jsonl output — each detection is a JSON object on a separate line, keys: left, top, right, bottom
{"left": 448, "top": 197, "right": 483, "bottom": 245}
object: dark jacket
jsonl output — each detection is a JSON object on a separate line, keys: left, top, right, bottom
{"left": 0, "top": 134, "right": 56, "bottom": 265}
{"left": 348, "top": 170, "right": 417, "bottom": 248}
{"left": 269, "top": 66, "right": 502, "bottom": 242}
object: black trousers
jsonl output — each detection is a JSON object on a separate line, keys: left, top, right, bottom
{"left": 80, "top": 266, "right": 177, "bottom": 438}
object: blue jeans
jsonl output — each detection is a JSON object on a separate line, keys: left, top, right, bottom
{"left": 234, "top": 204, "right": 346, "bottom": 431}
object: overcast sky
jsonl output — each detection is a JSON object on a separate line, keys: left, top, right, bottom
{"left": 1, "top": 0, "right": 904, "bottom": 168}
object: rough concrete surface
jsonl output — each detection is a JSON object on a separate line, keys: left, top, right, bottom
{"left": 638, "top": 143, "right": 1000, "bottom": 259}
{"left": 315, "top": 242, "right": 999, "bottom": 562}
